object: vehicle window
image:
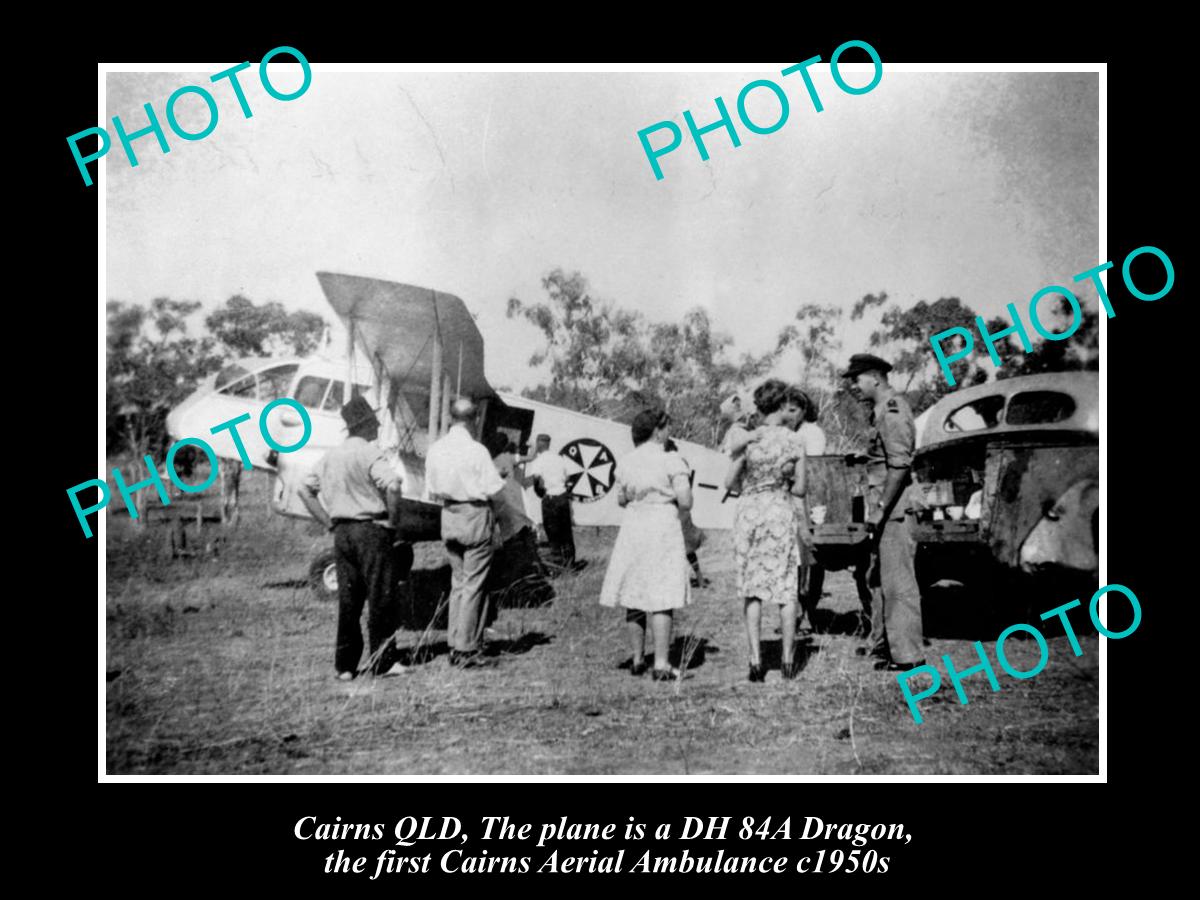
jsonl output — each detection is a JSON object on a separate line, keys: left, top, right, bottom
{"left": 295, "top": 376, "right": 330, "bottom": 410}
{"left": 944, "top": 395, "right": 1005, "bottom": 432}
{"left": 1007, "top": 391, "right": 1076, "bottom": 425}
{"left": 220, "top": 374, "right": 257, "bottom": 398}
{"left": 258, "top": 364, "right": 299, "bottom": 401}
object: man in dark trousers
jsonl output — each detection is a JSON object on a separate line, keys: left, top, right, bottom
{"left": 300, "top": 395, "right": 407, "bottom": 680}
{"left": 843, "top": 353, "right": 925, "bottom": 672}
{"left": 524, "top": 433, "right": 578, "bottom": 571}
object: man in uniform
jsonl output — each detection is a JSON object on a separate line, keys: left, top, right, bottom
{"left": 523, "top": 433, "right": 578, "bottom": 571}
{"left": 843, "top": 353, "right": 925, "bottom": 671}
{"left": 425, "top": 398, "right": 505, "bottom": 667}
{"left": 299, "top": 395, "right": 408, "bottom": 680}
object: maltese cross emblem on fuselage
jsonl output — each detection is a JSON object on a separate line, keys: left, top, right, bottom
{"left": 560, "top": 439, "right": 616, "bottom": 503}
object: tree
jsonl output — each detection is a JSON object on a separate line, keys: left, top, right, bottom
{"left": 859, "top": 292, "right": 1101, "bottom": 413}
{"left": 506, "top": 269, "right": 644, "bottom": 416}
{"left": 508, "top": 270, "right": 775, "bottom": 446}
{"left": 989, "top": 297, "right": 1100, "bottom": 379}
{"left": 107, "top": 297, "right": 224, "bottom": 462}
{"left": 205, "top": 294, "right": 327, "bottom": 358}
{"left": 776, "top": 303, "right": 844, "bottom": 387}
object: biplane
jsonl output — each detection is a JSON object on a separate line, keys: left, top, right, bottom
{"left": 166, "top": 272, "right": 735, "bottom": 597}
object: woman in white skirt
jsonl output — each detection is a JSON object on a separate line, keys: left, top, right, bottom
{"left": 599, "top": 408, "right": 693, "bottom": 681}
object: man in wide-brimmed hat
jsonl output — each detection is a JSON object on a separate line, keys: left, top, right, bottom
{"left": 300, "top": 394, "right": 408, "bottom": 680}
{"left": 843, "top": 353, "right": 925, "bottom": 672}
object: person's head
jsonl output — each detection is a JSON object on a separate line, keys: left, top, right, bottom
{"left": 631, "top": 408, "right": 670, "bottom": 447}
{"left": 341, "top": 395, "right": 380, "bottom": 440}
{"left": 782, "top": 385, "right": 809, "bottom": 430}
{"left": 841, "top": 354, "right": 893, "bottom": 402}
{"left": 753, "top": 378, "right": 789, "bottom": 418}
{"left": 484, "top": 431, "right": 511, "bottom": 459}
{"left": 535, "top": 433, "right": 551, "bottom": 453}
{"left": 449, "top": 397, "right": 479, "bottom": 430}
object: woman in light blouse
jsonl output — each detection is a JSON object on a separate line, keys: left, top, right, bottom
{"left": 599, "top": 409, "right": 694, "bottom": 681}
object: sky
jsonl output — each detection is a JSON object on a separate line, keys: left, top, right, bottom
{"left": 105, "top": 66, "right": 1099, "bottom": 391}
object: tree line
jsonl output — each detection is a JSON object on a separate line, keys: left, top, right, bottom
{"left": 107, "top": 272, "right": 1100, "bottom": 464}
{"left": 508, "top": 269, "right": 1099, "bottom": 451}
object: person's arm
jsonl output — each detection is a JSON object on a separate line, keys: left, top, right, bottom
{"left": 672, "top": 475, "right": 694, "bottom": 512}
{"left": 876, "top": 467, "right": 910, "bottom": 523}
{"left": 667, "top": 456, "right": 693, "bottom": 512}
{"left": 725, "top": 424, "right": 761, "bottom": 457}
{"left": 369, "top": 453, "right": 404, "bottom": 523}
{"left": 478, "top": 448, "right": 506, "bottom": 501}
{"left": 788, "top": 451, "right": 813, "bottom": 548}
{"left": 723, "top": 454, "right": 747, "bottom": 492}
{"left": 871, "top": 402, "right": 916, "bottom": 526}
{"left": 299, "top": 471, "right": 333, "bottom": 531}
{"left": 505, "top": 455, "right": 532, "bottom": 488}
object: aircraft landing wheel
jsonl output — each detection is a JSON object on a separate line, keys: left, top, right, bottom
{"left": 308, "top": 549, "right": 338, "bottom": 601}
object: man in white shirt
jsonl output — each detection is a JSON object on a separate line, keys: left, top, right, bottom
{"left": 425, "top": 397, "right": 505, "bottom": 666}
{"left": 524, "top": 433, "right": 577, "bottom": 570}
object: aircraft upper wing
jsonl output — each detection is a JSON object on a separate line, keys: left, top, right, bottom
{"left": 315, "top": 272, "right": 497, "bottom": 400}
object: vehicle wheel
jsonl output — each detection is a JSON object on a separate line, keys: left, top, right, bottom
{"left": 308, "top": 549, "right": 338, "bottom": 602}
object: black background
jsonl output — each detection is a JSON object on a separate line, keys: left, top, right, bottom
{"left": 37, "top": 14, "right": 1183, "bottom": 889}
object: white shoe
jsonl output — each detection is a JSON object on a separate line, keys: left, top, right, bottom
{"left": 379, "top": 662, "right": 412, "bottom": 677}
{"left": 336, "top": 671, "right": 355, "bottom": 682}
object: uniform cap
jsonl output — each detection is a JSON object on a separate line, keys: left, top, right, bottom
{"left": 841, "top": 353, "right": 893, "bottom": 378}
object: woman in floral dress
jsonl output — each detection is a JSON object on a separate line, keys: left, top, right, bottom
{"left": 728, "top": 379, "right": 808, "bottom": 682}
{"left": 599, "top": 409, "right": 694, "bottom": 681}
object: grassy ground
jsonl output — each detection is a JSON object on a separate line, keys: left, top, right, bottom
{"left": 105, "top": 472, "right": 1098, "bottom": 775}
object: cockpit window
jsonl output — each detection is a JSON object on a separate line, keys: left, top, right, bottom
{"left": 258, "top": 364, "right": 298, "bottom": 401}
{"left": 215, "top": 364, "right": 252, "bottom": 393}
{"left": 220, "top": 374, "right": 257, "bottom": 399}
{"left": 295, "top": 376, "right": 330, "bottom": 410}
{"left": 944, "top": 395, "right": 1005, "bottom": 433}
{"left": 323, "top": 380, "right": 344, "bottom": 411}
{"left": 1007, "top": 391, "right": 1076, "bottom": 425}
{"left": 322, "top": 380, "right": 375, "bottom": 412}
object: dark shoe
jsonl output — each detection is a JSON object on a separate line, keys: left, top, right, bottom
{"left": 748, "top": 663, "right": 765, "bottom": 683}
{"left": 874, "top": 658, "right": 925, "bottom": 672}
{"left": 781, "top": 659, "right": 798, "bottom": 680}
{"left": 651, "top": 666, "right": 681, "bottom": 682}
{"left": 630, "top": 659, "right": 649, "bottom": 677}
